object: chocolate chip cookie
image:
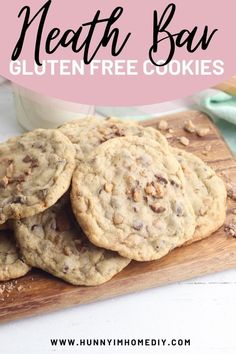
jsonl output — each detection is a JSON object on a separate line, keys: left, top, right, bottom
{"left": 71, "top": 136, "right": 196, "bottom": 261}
{"left": 0, "top": 129, "right": 76, "bottom": 224}
{"left": 14, "top": 196, "right": 130, "bottom": 286}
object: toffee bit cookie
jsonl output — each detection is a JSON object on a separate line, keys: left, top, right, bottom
{"left": 71, "top": 136, "right": 196, "bottom": 261}
{"left": 14, "top": 197, "right": 130, "bottom": 286}
{"left": 59, "top": 117, "right": 169, "bottom": 160}
{"left": 0, "top": 129, "right": 76, "bottom": 224}
{"left": 174, "top": 148, "right": 227, "bottom": 244}
{"left": 0, "top": 231, "right": 30, "bottom": 281}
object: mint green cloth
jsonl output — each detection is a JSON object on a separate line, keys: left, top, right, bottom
{"left": 195, "top": 89, "right": 236, "bottom": 155}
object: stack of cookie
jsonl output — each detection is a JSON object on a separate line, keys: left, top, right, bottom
{"left": 0, "top": 117, "right": 227, "bottom": 286}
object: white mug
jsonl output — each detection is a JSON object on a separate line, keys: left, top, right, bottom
{"left": 12, "top": 84, "right": 95, "bottom": 131}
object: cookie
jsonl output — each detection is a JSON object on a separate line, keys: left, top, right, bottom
{"left": 71, "top": 136, "right": 196, "bottom": 261}
{"left": 59, "top": 117, "right": 169, "bottom": 160}
{"left": 173, "top": 148, "right": 227, "bottom": 244}
{"left": 0, "top": 231, "right": 31, "bottom": 281}
{"left": 14, "top": 197, "right": 130, "bottom": 286}
{"left": 0, "top": 129, "right": 76, "bottom": 224}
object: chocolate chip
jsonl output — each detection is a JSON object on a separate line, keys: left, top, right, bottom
{"left": 23, "top": 155, "right": 32, "bottom": 163}
{"left": 155, "top": 175, "right": 168, "bottom": 185}
{"left": 32, "top": 141, "right": 44, "bottom": 149}
{"left": 170, "top": 180, "right": 180, "bottom": 188}
{"left": 133, "top": 220, "right": 143, "bottom": 231}
{"left": 37, "top": 189, "right": 48, "bottom": 200}
{"left": 175, "top": 205, "right": 184, "bottom": 217}
{"left": 23, "top": 155, "right": 39, "bottom": 168}
{"left": 31, "top": 158, "right": 39, "bottom": 168}
{"left": 31, "top": 224, "right": 40, "bottom": 231}
{"left": 63, "top": 265, "right": 69, "bottom": 274}
{"left": 12, "top": 174, "right": 25, "bottom": 183}
{"left": 12, "top": 195, "right": 26, "bottom": 204}
{"left": 115, "top": 129, "right": 125, "bottom": 137}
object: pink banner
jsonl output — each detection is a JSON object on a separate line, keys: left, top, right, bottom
{"left": 0, "top": 0, "right": 235, "bottom": 105}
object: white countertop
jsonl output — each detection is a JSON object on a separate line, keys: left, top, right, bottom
{"left": 0, "top": 81, "right": 236, "bottom": 354}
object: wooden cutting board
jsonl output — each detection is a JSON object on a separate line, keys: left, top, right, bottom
{"left": 1, "top": 111, "right": 236, "bottom": 323}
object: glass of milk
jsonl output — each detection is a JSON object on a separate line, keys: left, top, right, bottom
{"left": 12, "top": 84, "right": 95, "bottom": 131}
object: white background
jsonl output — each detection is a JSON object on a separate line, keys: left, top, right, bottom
{"left": 0, "top": 81, "right": 236, "bottom": 354}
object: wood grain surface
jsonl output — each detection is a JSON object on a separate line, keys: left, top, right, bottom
{"left": 0, "top": 111, "right": 236, "bottom": 324}
{"left": 214, "top": 75, "right": 236, "bottom": 95}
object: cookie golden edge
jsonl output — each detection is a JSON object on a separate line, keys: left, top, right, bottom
{"left": 173, "top": 148, "right": 227, "bottom": 245}
{"left": 0, "top": 230, "right": 31, "bottom": 282}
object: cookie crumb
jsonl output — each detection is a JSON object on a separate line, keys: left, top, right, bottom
{"left": 0, "top": 281, "right": 20, "bottom": 301}
{"left": 165, "top": 133, "right": 173, "bottom": 139}
{"left": 202, "top": 144, "right": 212, "bottom": 156}
{"left": 178, "top": 137, "right": 190, "bottom": 146}
{"left": 225, "top": 222, "right": 236, "bottom": 237}
{"left": 158, "top": 120, "right": 168, "bottom": 131}
{"left": 226, "top": 183, "right": 236, "bottom": 201}
{"left": 205, "top": 144, "right": 212, "bottom": 152}
{"left": 184, "top": 120, "right": 196, "bottom": 133}
{"left": 196, "top": 128, "right": 210, "bottom": 137}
